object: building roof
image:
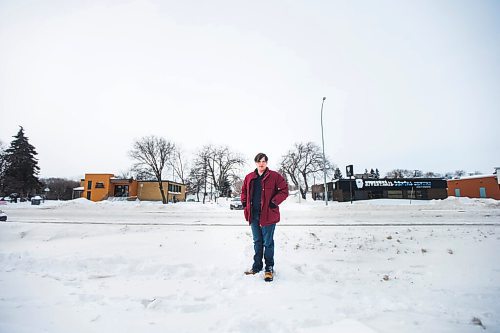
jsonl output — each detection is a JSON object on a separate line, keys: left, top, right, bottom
{"left": 450, "top": 174, "right": 497, "bottom": 181}
{"left": 137, "top": 180, "right": 185, "bottom": 185}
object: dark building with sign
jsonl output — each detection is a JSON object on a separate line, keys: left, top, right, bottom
{"left": 312, "top": 178, "right": 448, "bottom": 202}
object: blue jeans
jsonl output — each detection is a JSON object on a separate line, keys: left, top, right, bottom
{"left": 250, "top": 210, "right": 276, "bottom": 272}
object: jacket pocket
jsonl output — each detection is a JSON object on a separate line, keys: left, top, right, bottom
{"left": 268, "top": 205, "right": 280, "bottom": 222}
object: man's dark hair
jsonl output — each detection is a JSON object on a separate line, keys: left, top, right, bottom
{"left": 254, "top": 153, "right": 268, "bottom": 162}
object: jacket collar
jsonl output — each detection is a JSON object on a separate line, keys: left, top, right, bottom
{"left": 253, "top": 167, "right": 269, "bottom": 179}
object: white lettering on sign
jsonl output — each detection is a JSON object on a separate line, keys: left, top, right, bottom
{"left": 394, "top": 181, "right": 413, "bottom": 187}
{"left": 414, "top": 181, "right": 432, "bottom": 188}
{"left": 361, "top": 180, "right": 435, "bottom": 188}
{"left": 365, "top": 180, "right": 394, "bottom": 187}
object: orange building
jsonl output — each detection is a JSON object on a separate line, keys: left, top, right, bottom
{"left": 447, "top": 172, "right": 500, "bottom": 200}
{"left": 80, "top": 173, "right": 186, "bottom": 202}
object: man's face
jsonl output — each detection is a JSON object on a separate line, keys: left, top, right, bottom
{"left": 256, "top": 158, "right": 267, "bottom": 173}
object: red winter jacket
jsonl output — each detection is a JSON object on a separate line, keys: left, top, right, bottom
{"left": 241, "top": 168, "right": 289, "bottom": 226}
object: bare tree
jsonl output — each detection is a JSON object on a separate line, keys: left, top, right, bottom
{"left": 209, "top": 145, "right": 245, "bottom": 197}
{"left": 129, "top": 136, "right": 175, "bottom": 204}
{"left": 279, "top": 152, "right": 300, "bottom": 193}
{"left": 187, "top": 161, "right": 206, "bottom": 202}
{"left": 413, "top": 170, "right": 424, "bottom": 178}
{"left": 131, "top": 166, "right": 155, "bottom": 180}
{"left": 386, "top": 169, "right": 414, "bottom": 178}
{"left": 424, "top": 171, "right": 442, "bottom": 178}
{"left": 117, "top": 169, "right": 135, "bottom": 180}
{"left": 280, "top": 142, "right": 334, "bottom": 199}
{"left": 169, "top": 145, "right": 187, "bottom": 184}
{"left": 444, "top": 171, "right": 454, "bottom": 179}
{"left": 41, "top": 178, "right": 80, "bottom": 200}
{"left": 192, "top": 146, "right": 212, "bottom": 203}
{"left": 193, "top": 145, "right": 245, "bottom": 202}
{"left": 0, "top": 141, "right": 6, "bottom": 195}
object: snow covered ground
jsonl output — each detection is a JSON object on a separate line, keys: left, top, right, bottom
{"left": 0, "top": 197, "right": 499, "bottom": 333}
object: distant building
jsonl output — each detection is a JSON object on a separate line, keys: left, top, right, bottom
{"left": 72, "top": 186, "right": 84, "bottom": 199}
{"left": 312, "top": 178, "right": 448, "bottom": 202}
{"left": 75, "top": 173, "right": 186, "bottom": 202}
{"left": 447, "top": 169, "right": 500, "bottom": 200}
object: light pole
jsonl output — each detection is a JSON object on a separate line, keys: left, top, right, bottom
{"left": 320, "top": 96, "right": 328, "bottom": 206}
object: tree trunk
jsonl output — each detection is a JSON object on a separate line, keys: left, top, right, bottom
{"left": 301, "top": 171, "right": 309, "bottom": 199}
{"left": 158, "top": 182, "right": 167, "bottom": 204}
{"left": 300, "top": 187, "right": 306, "bottom": 199}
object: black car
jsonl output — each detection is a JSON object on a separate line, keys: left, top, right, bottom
{"left": 0, "top": 210, "right": 6, "bottom": 222}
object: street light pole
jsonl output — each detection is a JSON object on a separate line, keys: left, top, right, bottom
{"left": 320, "top": 96, "right": 328, "bottom": 206}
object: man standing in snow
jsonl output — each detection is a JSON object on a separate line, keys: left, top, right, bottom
{"left": 241, "top": 153, "right": 289, "bottom": 282}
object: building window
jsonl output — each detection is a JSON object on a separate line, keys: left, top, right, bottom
{"left": 114, "top": 185, "right": 129, "bottom": 197}
{"left": 407, "top": 190, "right": 424, "bottom": 199}
{"left": 95, "top": 182, "right": 105, "bottom": 188}
{"left": 387, "top": 190, "right": 403, "bottom": 199}
{"left": 87, "top": 180, "right": 92, "bottom": 190}
{"left": 168, "top": 184, "right": 181, "bottom": 192}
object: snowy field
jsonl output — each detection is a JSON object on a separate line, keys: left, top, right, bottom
{"left": 0, "top": 197, "right": 499, "bottom": 333}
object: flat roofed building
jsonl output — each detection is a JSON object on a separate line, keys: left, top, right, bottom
{"left": 78, "top": 173, "right": 186, "bottom": 202}
{"left": 137, "top": 180, "right": 185, "bottom": 202}
{"left": 447, "top": 172, "right": 499, "bottom": 200}
{"left": 82, "top": 173, "right": 114, "bottom": 202}
{"left": 313, "top": 178, "right": 448, "bottom": 202}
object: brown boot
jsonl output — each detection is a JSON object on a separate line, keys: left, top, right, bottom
{"left": 264, "top": 270, "right": 273, "bottom": 282}
{"left": 244, "top": 268, "right": 260, "bottom": 275}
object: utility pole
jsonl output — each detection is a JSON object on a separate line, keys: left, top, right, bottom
{"left": 203, "top": 157, "right": 207, "bottom": 204}
{"left": 320, "top": 96, "right": 328, "bottom": 206}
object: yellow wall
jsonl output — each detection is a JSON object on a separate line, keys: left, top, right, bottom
{"left": 80, "top": 174, "right": 186, "bottom": 202}
{"left": 138, "top": 181, "right": 186, "bottom": 202}
{"left": 111, "top": 179, "right": 138, "bottom": 198}
{"left": 167, "top": 182, "right": 186, "bottom": 202}
{"left": 82, "top": 174, "right": 114, "bottom": 202}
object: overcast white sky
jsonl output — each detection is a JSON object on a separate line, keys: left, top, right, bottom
{"left": 1, "top": 0, "right": 499, "bottom": 180}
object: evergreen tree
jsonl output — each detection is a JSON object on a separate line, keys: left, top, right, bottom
{"left": 333, "top": 167, "right": 343, "bottom": 179}
{"left": 370, "top": 168, "right": 376, "bottom": 178}
{"left": 0, "top": 141, "right": 7, "bottom": 195}
{"left": 375, "top": 168, "right": 380, "bottom": 179}
{"left": 220, "top": 178, "right": 232, "bottom": 197}
{"left": 3, "top": 127, "right": 41, "bottom": 196}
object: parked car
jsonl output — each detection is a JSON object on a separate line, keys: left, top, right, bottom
{"left": 230, "top": 197, "right": 243, "bottom": 210}
{"left": 0, "top": 210, "right": 6, "bottom": 222}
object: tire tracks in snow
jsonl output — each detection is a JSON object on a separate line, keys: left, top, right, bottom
{"left": 3, "top": 220, "right": 500, "bottom": 227}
